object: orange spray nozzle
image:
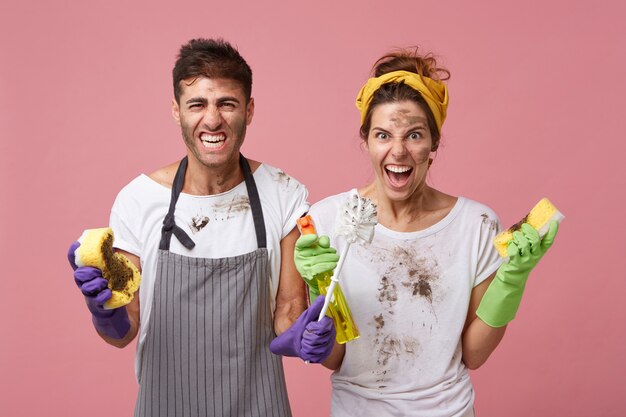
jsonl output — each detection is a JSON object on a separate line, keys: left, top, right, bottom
{"left": 297, "top": 215, "right": 317, "bottom": 235}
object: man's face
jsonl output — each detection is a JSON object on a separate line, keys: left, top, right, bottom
{"left": 172, "top": 77, "right": 254, "bottom": 170}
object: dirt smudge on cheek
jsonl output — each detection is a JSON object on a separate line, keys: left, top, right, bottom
{"left": 415, "top": 147, "right": 431, "bottom": 165}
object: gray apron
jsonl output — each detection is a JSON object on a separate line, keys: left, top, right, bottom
{"left": 134, "top": 155, "right": 292, "bottom": 417}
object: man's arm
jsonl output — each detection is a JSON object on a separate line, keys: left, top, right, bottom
{"left": 274, "top": 227, "right": 308, "bottom": 335}
{"left": 97, "top": 249, "right": 141, "bottom": 348}
{"left": 461, "top": 272, "right": 507, "bottom": 369}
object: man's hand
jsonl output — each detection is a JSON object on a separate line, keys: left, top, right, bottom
{"left": 269, "top": 296, "right": 336, "bottom": 363}
{"left": 68, "top": 241, "right": 130, "bottom": 339}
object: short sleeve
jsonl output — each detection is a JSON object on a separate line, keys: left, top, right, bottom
{"left": 307, "top": 190, "right": 354, "bottom": 239}
{"left": 278, "top": 175, "right": 310, "bottom": 238}
{"left": 109, "top": 189, "right": 142, "bottom": 258}
{"left": 284, "top": 200, "right": 309, "bottom": 237}
{"left": 473, "top": 208, "right": 504, "bottom": 287}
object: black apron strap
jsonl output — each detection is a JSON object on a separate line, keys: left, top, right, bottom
{"left": 159, "top": 154, "right": 266, "bottom": 251}
{"left": 240, "top": 154, "right": 267, "bottom": 249}
{"left": 159, "top": 157, "right": 196, "bottom": 250}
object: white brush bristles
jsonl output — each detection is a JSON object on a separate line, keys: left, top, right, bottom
{"left": 335, "top": 194, "right": 378, "bottom": 244}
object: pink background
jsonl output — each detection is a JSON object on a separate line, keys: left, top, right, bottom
{"left": 2, "top": 1, "right": 625, "bottom": 416}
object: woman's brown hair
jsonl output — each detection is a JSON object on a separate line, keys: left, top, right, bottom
{"left": 360, "top": 47, "right": 450, "bottom": 151}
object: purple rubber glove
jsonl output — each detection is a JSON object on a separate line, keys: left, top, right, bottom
{"left": 68, "top": 241, "right": 130, "bottom": 339}
{"left": 269, "top": 296, "right": 336, "bottom": 363}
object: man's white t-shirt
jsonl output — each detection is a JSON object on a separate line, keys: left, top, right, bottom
{"left": 308, "top": 190, "right": 502, "bottom": 417}
{"left": 109, "top": 163, "right": 309, "bottom": 380}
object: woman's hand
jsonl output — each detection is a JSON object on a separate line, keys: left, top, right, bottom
{"left": 476, "top": 221, "right": 559, "bottom": 327}
{"left": 294, "top": 234, "right": 339, "bottom": 302}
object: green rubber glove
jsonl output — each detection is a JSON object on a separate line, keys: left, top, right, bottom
{"left": 294, "top": 234, "right": 339, "bottom": 303}
{"left": 476, "top": 221, "right": 559, "bottom": 327}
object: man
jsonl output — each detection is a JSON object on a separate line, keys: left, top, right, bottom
{"left": 68, "top": 38, "right": 308, "bottom": 417}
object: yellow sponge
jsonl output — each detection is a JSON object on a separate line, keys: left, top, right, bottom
{"left": 74, "top": 227, "right": 141, "bottom": 309}
{"left": 494, "top": 198, "right": 565, "bottom": 257}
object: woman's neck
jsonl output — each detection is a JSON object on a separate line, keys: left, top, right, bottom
{"left": 359, "top": 183, "right": 456, "bottom": 233}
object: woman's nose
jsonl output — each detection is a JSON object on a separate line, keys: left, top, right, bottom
{"left": 390, "top": 138, "right": 407, "bottom": 157}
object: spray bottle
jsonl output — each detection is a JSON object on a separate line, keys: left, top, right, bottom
{"left": 297, "top": 215, "right": 359, "bottom": 344}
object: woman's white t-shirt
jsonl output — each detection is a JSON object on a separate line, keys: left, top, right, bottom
{"left": 308, "top": 190, "right": 502, "bottom": 417}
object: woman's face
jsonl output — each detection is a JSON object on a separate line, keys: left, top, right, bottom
{"left": 364, "top": 100, "right": 434, "bottom": 202}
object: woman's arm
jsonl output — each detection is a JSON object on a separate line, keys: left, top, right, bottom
{"left": 461, "top": 272, "right": 507, "bottom": 370}
{"left": 321, "top": 341, "right": 346, "bottom": 370}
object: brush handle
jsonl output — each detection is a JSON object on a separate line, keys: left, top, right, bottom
{"left": 318, "top": 244, "right": 350, "bottom": 320}
{"left": 318, "top": 281, "right": 336, "bottom": 321}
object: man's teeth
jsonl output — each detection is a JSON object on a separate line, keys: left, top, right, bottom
{"left": 200, "top": 134, "right": 225, "bottom": 148}
{"left": 201, "top": 134, "right": 225, "bottom": 143}
{"left": 386, "top": 165, "right": 411, "bottom": 173}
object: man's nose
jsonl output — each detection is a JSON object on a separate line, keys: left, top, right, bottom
{"left": 203, "top": 106, "right": 222, "bottom": 130}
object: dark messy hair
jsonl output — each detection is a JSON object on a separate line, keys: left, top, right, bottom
{"left": 172, "top": 38, "right": 253, "bottom": 103}
{"left": 360, "top": 47, "right": 450, "bottom": 151}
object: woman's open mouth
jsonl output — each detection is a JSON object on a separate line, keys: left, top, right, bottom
{"left": 385, "top": 164, "right": 413, "bottom": 187}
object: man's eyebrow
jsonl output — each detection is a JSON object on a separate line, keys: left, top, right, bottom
{"left": 217, "top": 96, "right": 241, "bottom": 104}
{"left": 185, "top": 97, "right": 208, "bottom": 105}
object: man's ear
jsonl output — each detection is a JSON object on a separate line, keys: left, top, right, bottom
{"left": 172, "top": 98, "right": 181, "bottom": 126}
{"left": 246, "top": 97, "right": 255, "bottom": 125}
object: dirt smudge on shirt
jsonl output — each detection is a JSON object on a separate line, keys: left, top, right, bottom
{"left": 273, "top": 170, "right": 293, "bottom": 189}
{"left": 378, "top": 276, "right": 398, "bottom": 304}
{"left": 481, "top": 213, "right": 499, "bottom": 232}
{"left": 189, "top": 215, "right": 210, "bottom": 233}
{"left": 213, "top": 195, "right": 250, "bottom": 220}
{"left": 370, "top": 243, "right": 440, "bottom": 305}
{"left": 373, "top": 314, "right": 385, "bottom": 329}
{"left": 373, "top": 334, "right": 420, "bottom": 381}
{"left": 359, "top": 239, "right": 440, "bottom": 383}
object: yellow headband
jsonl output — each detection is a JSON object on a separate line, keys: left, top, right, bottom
{"left": 355, "top": 70, "right": 449, "bottom": 133}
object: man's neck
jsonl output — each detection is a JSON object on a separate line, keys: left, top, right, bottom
{"left": 183, "top": 157, "right": 244, "bottom": 196}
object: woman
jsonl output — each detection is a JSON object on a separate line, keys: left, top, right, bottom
{"left": 272, "top": 48, "right": 558, "bottom": 416}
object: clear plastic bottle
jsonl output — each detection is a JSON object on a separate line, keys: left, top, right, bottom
{"left": 314, "top": 271, "right": 359, "bottom": 344}
{"left": 298, "top": 215, "right": 359, "bottom": 344}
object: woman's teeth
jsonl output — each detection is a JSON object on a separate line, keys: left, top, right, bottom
{"left": 386, "top": 165, "right": 412, "bottom": 173}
